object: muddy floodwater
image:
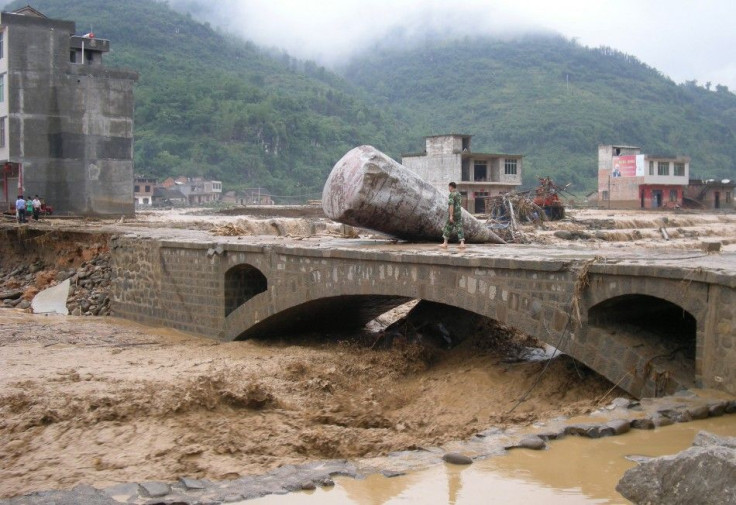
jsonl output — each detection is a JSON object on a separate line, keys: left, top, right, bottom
{"left": 0, "top": 310, "right": 619, "bottom": 499}
{"left": 251, "top": 417, "right": 736, "bottom": 505}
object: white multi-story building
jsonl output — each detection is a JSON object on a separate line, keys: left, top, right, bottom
{"left": 402, "top": 134, "right": 523, "bottom": 213}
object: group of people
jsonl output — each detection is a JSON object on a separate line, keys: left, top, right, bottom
{"left": 15, "top": 195, "right": 42, "bottom": 223}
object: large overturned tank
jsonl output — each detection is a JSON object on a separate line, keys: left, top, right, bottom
{"left": 322, "top": 145, "right": 505, "bottom": 244}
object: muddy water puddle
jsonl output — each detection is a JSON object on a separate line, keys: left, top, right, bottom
{"left": 251, "top": 417, "right": 736, "bottom": 505}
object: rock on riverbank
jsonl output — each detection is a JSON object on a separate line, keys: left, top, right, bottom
{"left": 616, "top": 430, "right": 736, "bottom": 504}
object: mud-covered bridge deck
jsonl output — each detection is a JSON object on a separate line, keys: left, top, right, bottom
{"left": 110, "top": 230, "right": 736, "bottom": 399}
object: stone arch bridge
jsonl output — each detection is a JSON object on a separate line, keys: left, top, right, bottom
{"left": 111, "top": 236, "right": 736, "bottom": 399}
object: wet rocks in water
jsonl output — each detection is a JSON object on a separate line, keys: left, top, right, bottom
{"left": 507, "top": 435, "right": 546, "bottom": 451}
{"left": 442, "top": 452, "right": 473, "bottom": 465}
{"left": 707, "top": 401, "right": 727, "bottom": 417}
{"left": 630, "top": 417, "right": 656, "bottom": 430}
{"left": 616, "top": 431, "right": 736, "bottom": 505}
{"left": 606, "top": 419, "right": 631, "bottom": 436}
{"left": 564, "top": 423, "right": 616, "bottom": 439}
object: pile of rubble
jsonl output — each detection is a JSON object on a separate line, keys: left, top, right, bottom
{"left": 0, "top": 253, "right": 113, "bottom": 316}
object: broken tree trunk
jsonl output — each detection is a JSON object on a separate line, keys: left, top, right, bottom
{"left": 322, "top": 145, "right": 505, "bottom": 244}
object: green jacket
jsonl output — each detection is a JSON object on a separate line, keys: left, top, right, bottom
{"left": 448, "top": 191, "right": 462, "bottom": 220}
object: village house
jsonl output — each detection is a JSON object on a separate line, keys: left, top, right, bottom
{"left": 0, "top": 6, "right": 137, "bottom": 216}
{"left": 133, "top": 177, "right": 156, "bottom": 207}
{"left": 401, "top": 134, "right": 523, "bottom": 213}
{"left": 684, "top": 178, "right": 735, "bottom": 209}
{"left": 152, "top": 186, "right": 187, "bottom": 207}
{"left": 598, "top": 144, "right": 690, "bottom": 209}
{"left": 160, "top": 176, "right": 222, "bottom": 205}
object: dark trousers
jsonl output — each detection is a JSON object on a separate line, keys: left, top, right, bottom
{"left": 17, "top": 209, "right": 26, "bottom": 223}
{"left": 33, "top": 208, "right": 40, "bottom": 220}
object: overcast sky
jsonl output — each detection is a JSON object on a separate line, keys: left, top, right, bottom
{"left": 181, "top": 0, "right": 736, "bottom": 91}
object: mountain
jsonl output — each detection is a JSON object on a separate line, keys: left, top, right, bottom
{"left": 5, "top": 0, "right": 407, "bottom": 199}
{"left": 341, "top": 35, "right": 736, "bottom": 191}
{"left": 6, "top": 1, "right": 736, "bottom": 197}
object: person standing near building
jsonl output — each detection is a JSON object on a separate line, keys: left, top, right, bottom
{"left": 440, "top": 182, "right": 465, "bottom": 249}
{"left": 32, "top": 195, "right": 42, "bottom": 220}
{"left": 15, "top": 195, "right": 27, "bottom": 223}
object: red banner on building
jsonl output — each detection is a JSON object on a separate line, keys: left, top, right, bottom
{"left": 612, "top": 155, "right": 644, "bottom": 178}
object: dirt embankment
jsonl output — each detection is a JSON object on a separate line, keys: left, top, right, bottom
{"left": 0, "top": 229, "right": 112, "bottom": 315}
{"left": 0, "top": 309, "right": 616, "bottom": 499}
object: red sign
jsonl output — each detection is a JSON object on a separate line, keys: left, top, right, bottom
{"left": 612, "top": 156, "right": 637, "bottom": 178}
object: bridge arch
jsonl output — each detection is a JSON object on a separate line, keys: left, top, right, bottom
{"left": 223, "top": 278, "right": 549, "bottom": 345}
{"left": 577, "top": 274, "right": 704, "bottom": 397}
{"left": 224, "top": 263, "right": 267, "bottom": 317}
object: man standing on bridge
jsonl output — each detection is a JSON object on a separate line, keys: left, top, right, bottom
{"left": 440, "top": 182, "right": 465, "bottom": 249}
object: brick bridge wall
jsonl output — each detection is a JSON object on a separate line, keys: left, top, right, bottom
{"left": 110, "top": 236, "right": 736, "bottom": 398}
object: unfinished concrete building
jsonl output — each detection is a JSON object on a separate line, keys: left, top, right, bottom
{"left": 598, "top": 144, "right": 690, "bottom": 209}
{"left": 402, "top": 134, "right": 523, "bottom": 214}
{"left": 0, "top": 6, "right": 138, "bottom": 216}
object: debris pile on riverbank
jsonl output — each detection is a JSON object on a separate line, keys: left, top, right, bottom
{"left": 0, "top": 231, "right": 112, "bottom": 316}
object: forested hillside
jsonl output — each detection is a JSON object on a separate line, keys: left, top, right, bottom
{"left": 6, "top": 0, "right": 409, "bottom": 199}
{"left": 342, "top": 35, "right": 736, "bottom": 191}
{"left": 6, "top": 1, "right": 736, "bottom": 196}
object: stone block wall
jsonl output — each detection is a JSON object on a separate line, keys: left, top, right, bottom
{"left": 703, "top": 284, "right": 736, "bottom": 394}
{"left": 110, "top": 236, "right": 736, "bottom": 397}
{"left": 111, "top": 236, "right": 226, "bottom": 336}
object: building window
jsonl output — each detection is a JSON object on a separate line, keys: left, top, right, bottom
{"left": 657, "top": 162, "right": 669, "bottom": 176}
{"left": 474, "top": 162, "right": 488, "bottom": 181}
{"left": 727, "top": 192, "right": 732, "bottom": 204}
{"left": 134, "top": 185, "right": 140, "bottom": 192}
{"left": 70, "top": 51, "right": 77, "bottom": 63}
{"left": 601, "top": 190, "right": 609, "bottom": 201}
{"left": 0, "top": 32, "right": 4, "bottom": 59}
{"left": 145, "top": 185, "right": 151, "bottom": 192}
{"left": 649, "top": 161, "right": 654, "bottom": 175}
{"left": 673, "top": 163, "right": 685, "bottom": 176}
{"left": 0, "top": 74, "right": 4, "bottom": 103}
{"left": 0, "top": 117, "right": 5, "bottom": 148}
{"left": 504, "top": 159, "right": 518, "bottom": 175}
{"left": 669, "top": 189, "right": 678, "bottom": 202}
{"left": 461, "top": 159, "right": 470, "bottom": 181}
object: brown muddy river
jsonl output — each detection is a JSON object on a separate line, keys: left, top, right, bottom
{"left": 0, "top": 309, "right": 615, "bottom": 498}
{"left": 1, "top": 309, "right": 734, "bottom": 502}
{"left": 252, "top": 417, "right": 736, "bottom": 504}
